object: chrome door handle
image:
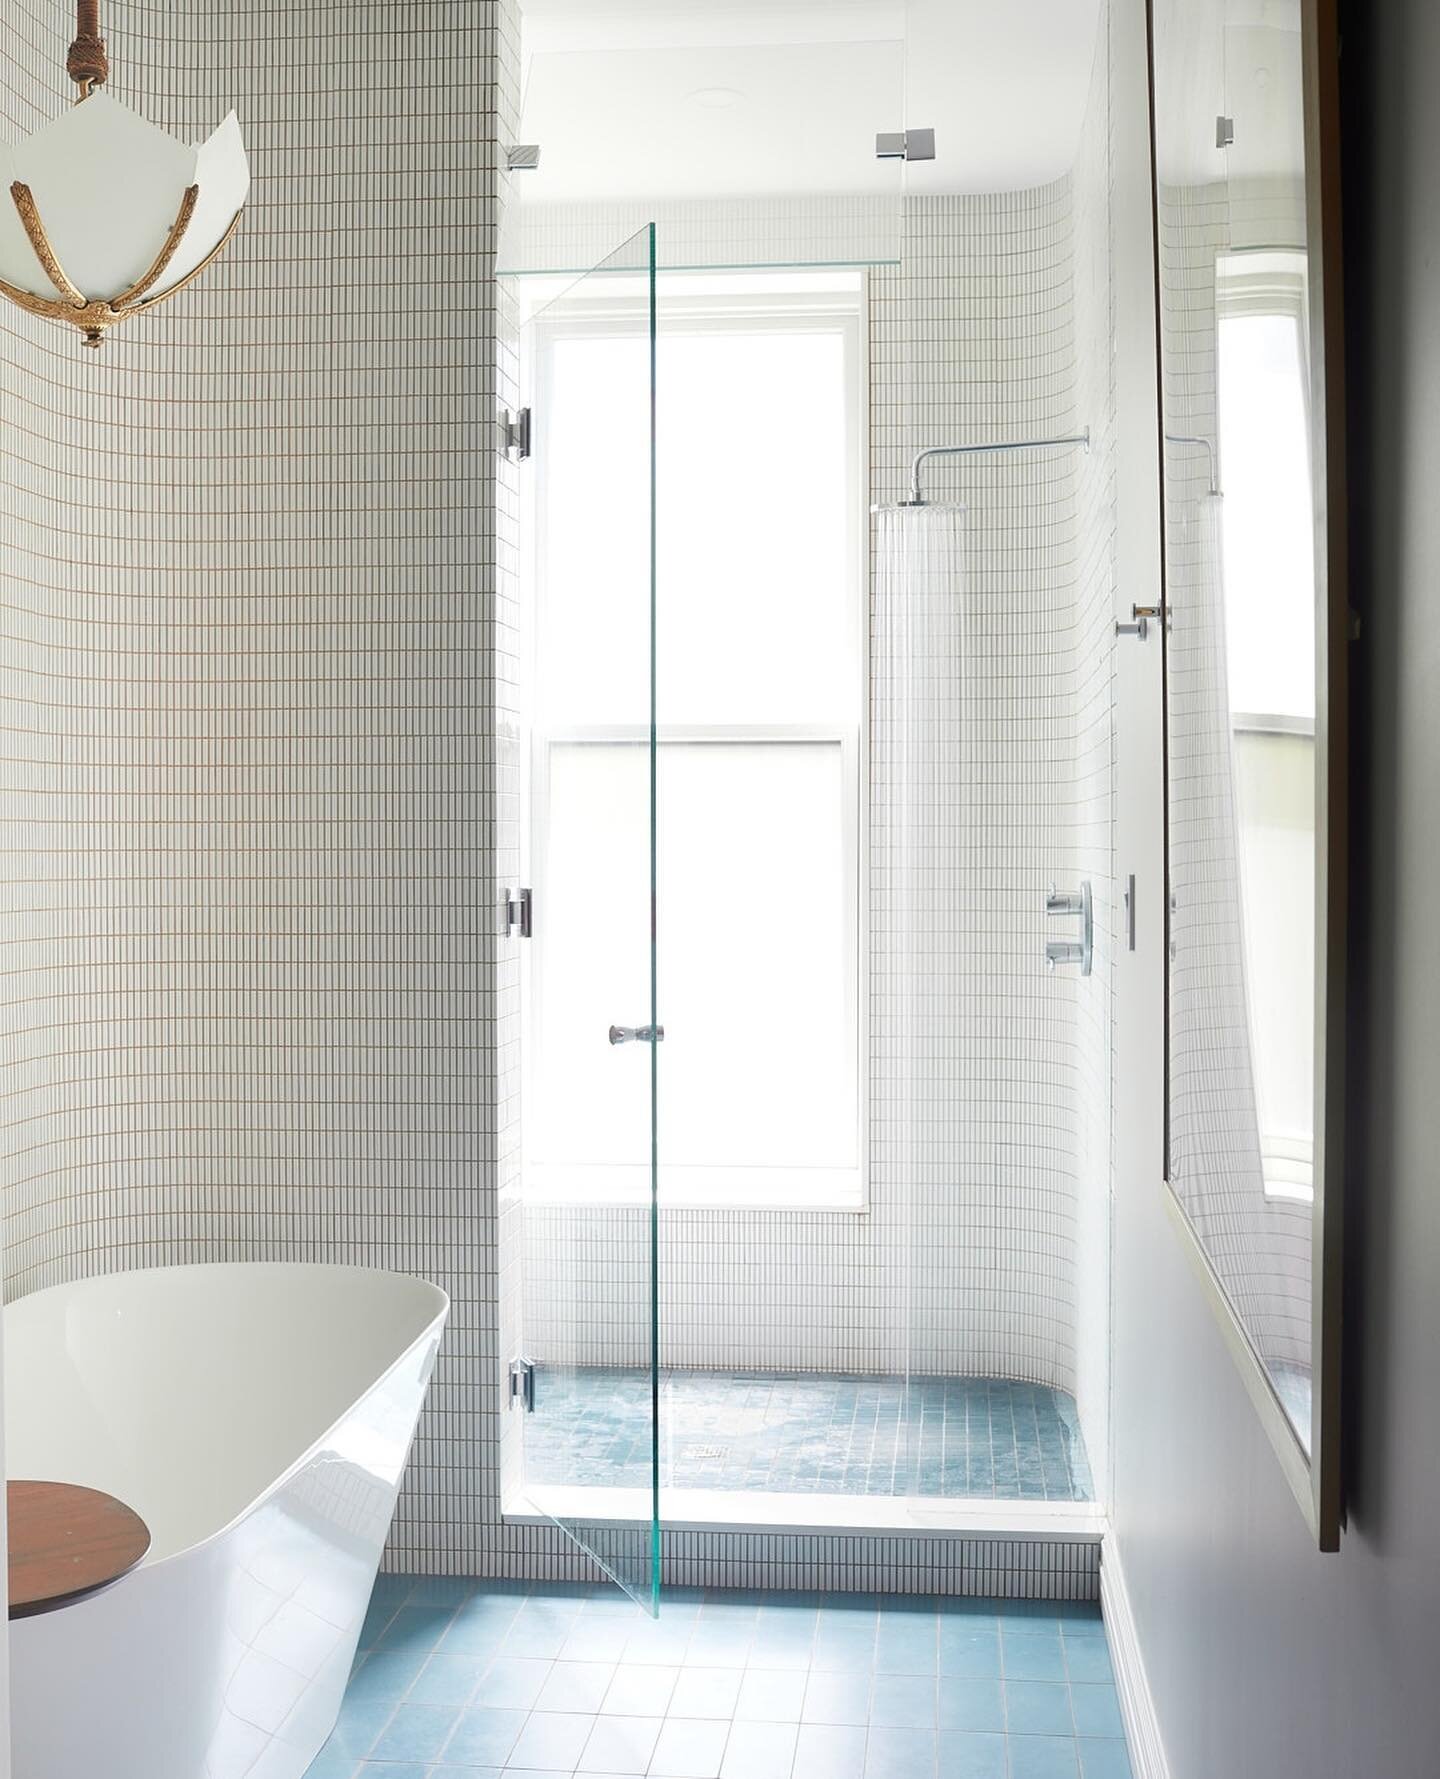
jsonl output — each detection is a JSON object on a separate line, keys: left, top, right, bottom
{"left": 608, "top": 1024, "right": 665, "bottom": 1045}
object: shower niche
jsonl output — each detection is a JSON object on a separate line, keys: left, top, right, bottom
{"left": 495, "top": 0, "right": 1120, "bottom": 1598}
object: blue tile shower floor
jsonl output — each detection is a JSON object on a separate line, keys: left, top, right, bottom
{"left": 524, "top": 1370, "right": 1094, "bottom": 1504}
{"left": 313, "top": 1578, "right": 1133, "bottom": 1779}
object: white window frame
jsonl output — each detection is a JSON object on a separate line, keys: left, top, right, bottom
{"left": 520, "top": 277, "right": 871, "bottom": 1212}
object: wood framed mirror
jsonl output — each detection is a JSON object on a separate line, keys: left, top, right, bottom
{"left": 1148, "top": 0, "right": 1347, "bottom": 1549}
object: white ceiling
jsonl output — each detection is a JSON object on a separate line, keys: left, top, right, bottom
{"left": 514, "top": 0, "right": 1107, "bottom": 204}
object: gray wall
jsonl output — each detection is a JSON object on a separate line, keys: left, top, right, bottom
{"left": 1108, "top": 2, "right": 1440, "bottom": 1775}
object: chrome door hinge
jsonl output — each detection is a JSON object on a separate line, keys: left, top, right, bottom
{"left": 875, "top": 127, "right": 936, "bottom": 162}
{"left": 503, "top": 887, "right": 533, "bottom": 939}
{"left": 1124, "top": 873, "right": 1137, "bottom": 952}
{"left": 499, "top": 406, "right": 532, "bottom": 461}
{"left": 608, "top": 1024, "right": 665, "bottom": 1045}
{"left": 510, "top": 1357, "right": 536, "bottom": 1413}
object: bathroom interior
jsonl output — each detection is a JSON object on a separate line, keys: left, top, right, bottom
{"left": 0, "top": 1, "right": 1377, "bottom": 1777}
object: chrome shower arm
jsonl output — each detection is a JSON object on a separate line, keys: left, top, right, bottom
{"left": 1164, "top": 433, "right": 1220, "bottom": 496}
{"left": 906, "top": 428, "right": 1091, "bottom": 506}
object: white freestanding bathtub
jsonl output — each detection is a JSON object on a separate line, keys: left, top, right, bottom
{"left": 6, "top": 1262, "right": 448, "bottom": 1779}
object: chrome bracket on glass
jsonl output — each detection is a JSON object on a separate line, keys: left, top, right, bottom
{"left": 509, "top": 1357, "right": 536, "bottom": 1413}
{"left": 1045, "top": 880, "right": 1093, "bottom": 977}
{"left": 608, "top": 1024, "right": 665, "bottom": 1046}
{"left": 499, "top": 405, "right": 532, "bottom": 461}
{"left": 503, "top": 887, "right": 532, "bottom": 939}
{"left": 875, "top": 127, "right": 936, "bottom": 162}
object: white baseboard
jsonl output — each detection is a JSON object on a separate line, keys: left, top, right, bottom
{"left": 1100, "top": 1539, "right": 1171, "bottom": 1779}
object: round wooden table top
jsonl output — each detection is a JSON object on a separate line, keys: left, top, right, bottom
{"left": 7, "top": 1479, "right": 151, "bottom": 1619}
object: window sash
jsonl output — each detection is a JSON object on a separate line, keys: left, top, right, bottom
{"left": 521, "top": 286, "right": 868, "bottom": 1210}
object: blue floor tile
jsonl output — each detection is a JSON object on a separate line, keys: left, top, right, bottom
{"left": 651, "top": 1714, "right": 730, "bottom": 1776}
{"left": 1077, "top": 1737, "right": 1135, "bottom": 1779}
{"left": 438, "top": 1706, "right": 526, "bottom": 1766}
{"left": 408, "top": 1652, "right": 484, "bottom": 1707}
{"left": 937, "top": 1730, "right": 1008, "bottom": 1779}
{"left": 1070, "top": 1685, "right": 1125, "bottom": 1739}
{"left": 722, "top": 1719, "right": 799, "bottom": 1779}
{"left": 369, "top": 1703, "right": 459, "bottom": 1763}
{"left": 377, "top": 1607, "right": 454, "bottom": 1653}
{"left": 346, "top": 1647, "right": 430, "bottom": 1704}
{"left": 872, "top": 1673, "right": 939, "bottom": 1728}
{"left": 938, "top": 1624, "right": 1002, "bottom": 1678}
{"left": 319, "top": 1581, "right": 1134, "bottom": 1779}
{"left": 1061, "top": 1637, "right": 1114, "bottom": 1684}
{"left": 1005, "top": 1681, "right": 1073, "bottom": 1736}
{"left": 814, "top": 1621, "right": 880, "bottom": 1672}
{"left": 736, "top": 1668, "right": 808, "bottom": 1721}
{"left": 938, "top": 1679, "right": 1005, "bottom": 1734}
{"left": 1002, "top": 1630, "right": 1067, "bottom": 1681}
{"left": 866, "top": 1725, "right": 938, "bottom": 1779}
{"left": 795, "top": 1722, "right": 868, "bottom": 1779}
{"left": 507, "top": 1708, "right": 596, "bottom": 1770}
{"left": 1009, "top": 1734, "right": 1082, "bottom": 1779}
{"left": 875, "top": 1613, "right": 939, "bottom": 1675}
{"left": 301, "top": 1753, "right": 356, "bottom": 1779}
{"left": 326, "top": 1698, "right": 393, "bottom": 1757}
{"left": 471, "top": 1655, "right": 550, "bottom": 1712}
{"left": 802, "top": 1669, "right": 872, "bottom": 1725}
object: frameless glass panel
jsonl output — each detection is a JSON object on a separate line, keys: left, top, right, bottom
{"left": 517, "top": 225, "right": 660, "bottom": 1610}
{"left": 515, "top": 0, "right": 906, "bottom": 1530}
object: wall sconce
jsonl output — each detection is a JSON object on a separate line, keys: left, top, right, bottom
{"left": 0, "top": 2, "right": 250, "bottom": 349}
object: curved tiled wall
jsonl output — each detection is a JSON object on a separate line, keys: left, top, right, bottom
{"left": 0, "top": 0, "right": 507, "bottom": 1569}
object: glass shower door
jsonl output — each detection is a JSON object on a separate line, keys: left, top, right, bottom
{"left": 518, "top": 225, "right": 661, "bottom": 1610}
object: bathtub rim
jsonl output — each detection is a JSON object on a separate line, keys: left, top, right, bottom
{"left": 3, "top": 1260, "right": 450, "bottom": 1582}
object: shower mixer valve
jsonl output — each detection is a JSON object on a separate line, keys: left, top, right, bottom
{"left": 1045, "top": 881, "right": 1094, "bottom": 977}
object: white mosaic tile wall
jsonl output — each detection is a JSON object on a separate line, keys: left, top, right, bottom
{"left": 0, "top": 0, "right": 519, "bottom": 1573}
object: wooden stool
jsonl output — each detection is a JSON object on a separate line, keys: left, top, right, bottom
{"left": 8, "top": 1480, "right": 151, "bottom": 1619}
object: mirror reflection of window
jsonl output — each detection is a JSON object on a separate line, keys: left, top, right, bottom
{"left": 1216, "top": 249, "right": 1315, "bottom": 1204}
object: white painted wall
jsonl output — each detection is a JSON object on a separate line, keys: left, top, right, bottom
{"left": 1107, "top": 1, "right": 1440, "bottom": 1774}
